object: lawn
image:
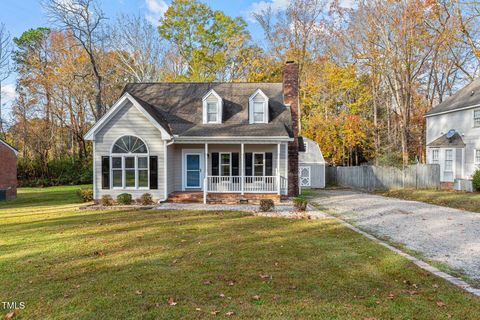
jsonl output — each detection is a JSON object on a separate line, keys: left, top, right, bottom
{"left": 1, "top": 186, "right": 479, "bottom": 319}
{"left": 379, "top": 188, "right": 480, "bottom": 213}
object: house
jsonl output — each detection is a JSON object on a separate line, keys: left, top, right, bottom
{"left": 85, "top": 62, "right": 325, "bottom": 203}
{"left": 425, "top": 78, "right": 480, "bottom": 189}
{"left": 0, "top": 139, "right": 18, "bottom": 200}
{"left": 298, "top": 136, "right": 326, "bottom": 189}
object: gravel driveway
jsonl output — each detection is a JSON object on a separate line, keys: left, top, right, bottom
{"left": 310, "top": 189, "right": 480, "bottom": 281}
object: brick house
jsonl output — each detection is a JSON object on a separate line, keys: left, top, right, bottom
{"left": 84, "top": 61, "right": 325, "bottom": 203}
{"left": 0, "top": 139, "right": 18, "bottom": 200}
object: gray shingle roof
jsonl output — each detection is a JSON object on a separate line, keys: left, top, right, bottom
{"left": 427, "top": 132, "right": 465, "bottom": 148}
{"left": 123, "top": 83, "right": 293, "bottom": 138}
{"left": 425, "top": 78, "right": 480, "bottom": 116}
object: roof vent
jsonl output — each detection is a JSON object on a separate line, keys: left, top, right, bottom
{"left": 446, "top": 129, "right": 456, "bottom": 140}
{"left": 471, "top": 90, "right": 475, "bottom": 96}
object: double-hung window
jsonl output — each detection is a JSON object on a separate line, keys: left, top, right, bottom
{"left": 475, "top": 149, "right": 480, "bottom": 165}
{"left": 474, "top": 109, "right": 480, "bottom": 127}
{"left": 444, "top": 149, "right": 453, "bottom": 172}
{"left": 253, "top": 153, "right": 265, "bottom": 176}
{"left": 249, "top": 89, "right": 269, "bottom": 124}
{"left": 431, "top": 149, "right": 439, "bottom": 164}
{"left": 253, "top": 102, "right": 265, "bottom": 123}
{"left": 207, "top": 102, "right": 218, "bottom": 123}
{"left": 110, "top": 136, "right": 149, "bottom": 189}
{"left": 220, "top": 153, "right": 231, "bottom": 176}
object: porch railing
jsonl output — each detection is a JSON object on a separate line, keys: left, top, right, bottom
{"left": 205, "top": 176, "right": 278, "bottom": 193}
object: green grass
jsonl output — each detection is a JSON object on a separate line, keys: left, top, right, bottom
{"left": 0, "top": 187, "right": 479, "bottom": 319}
{"left": 379, "top": 189, "right": 480, "bottom": 213}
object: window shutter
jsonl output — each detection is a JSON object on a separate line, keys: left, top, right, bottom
{"left": 211, "top": 153, "right": 219, "bottom": 176}
{"left": 101, "top": 156, "right": 110, "bottom": 189}
{"left": 265, "top": 152, "right": 273, "bottom": 176}
{"left": 150, "top": 156, "right": 158, "bottom": 189}
{"left": 245, "top": 153, "right": 253, "bottom": 176}
{"left": 232, "top": 153, "right": 239, "bottom": 176}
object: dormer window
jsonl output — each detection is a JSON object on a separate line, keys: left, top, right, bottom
{"left": 249, "top": 89, "right": 269, "bottom": 124}
{"left": 203, "top": 89, "right": 222, "bottom": 124}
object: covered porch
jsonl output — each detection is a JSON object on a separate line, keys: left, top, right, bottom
{"left": 166, "top": 141, "right": 289, "bottom": 203}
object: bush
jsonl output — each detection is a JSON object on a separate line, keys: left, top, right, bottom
{"left": 472, "top": 169, "right": 480, "bottom": 191}
{"left": 139, "top": 193, "right": 154, "bottom": 205}
{"left": 293, "top": 196, "right": 308, "bottom": 211}
{"left": 77, "top": 188, "right": 93, "bottom": 202}
{"left": 259, "top": 199, "right": 275, "bottom": 212}
{"left": 117, "top": 193, "right": 133, "bottom": 205}
{"left": 101, "top": 195, "right": 113, "bottom": 206}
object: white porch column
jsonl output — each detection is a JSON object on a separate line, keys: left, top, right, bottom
{"left": 241, "top": 143, "right": 245, "bottom": 195}
{"left": 204, "top": 143, "right": 208, "bottom": 204}
{"left": 277, "top": 143, "right": 281, "bottom": 195}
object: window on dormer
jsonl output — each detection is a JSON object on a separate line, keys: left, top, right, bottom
{"left": 203, "top": 89, "right": 222, "bottom": 124}
{"left": 207, "top": 102, "right": 218, "bottom": 123}
{"left": 249, "top": 89, "right": 269, "bottom": 124}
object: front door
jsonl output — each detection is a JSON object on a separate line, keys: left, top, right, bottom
{"left": 184, "top": 153, "right": 202, "bottom": 189}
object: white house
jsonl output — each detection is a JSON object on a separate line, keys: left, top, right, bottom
{"left": 84, "top": 62, "right": 325, "bottom": 203}
{"left": 425, "top": 78, "right": 480, "bottom": 188}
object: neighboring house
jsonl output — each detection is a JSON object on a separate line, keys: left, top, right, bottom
{"left": 85, "top": 62, "right": 325, "bottom": 203}
{"left": 0, "top": 139, "right": 18, "bottom": 200}
{"left": 298, "top": 137, "right": 326, "bottom": 189}
{"left": 425, "top": 78, "right": 480, "bottom": 187}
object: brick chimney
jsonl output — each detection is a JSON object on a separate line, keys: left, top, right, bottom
{"left": 283, "top": 61, "right": 299, "bottom": 197}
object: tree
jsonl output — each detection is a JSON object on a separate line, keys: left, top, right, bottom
{"left": 108, "top": 14, "right": 165, "bottom": 82}
{"left": 0, "top": 23, "right": 12, "bottom": 137}
{"left": 158, "top": 0, "right": 252, "bottom": 81}
{"left": 42, "top": 0, "right": 107, "bottom": 119}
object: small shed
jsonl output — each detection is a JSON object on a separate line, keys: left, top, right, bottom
{"left": 298, "top": 136, "right": 325, "bottom": 189}
{"left": 0, "top": 139, "right": 18, "bottom": 200}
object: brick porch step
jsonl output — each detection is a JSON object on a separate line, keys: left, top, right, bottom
{"left": 167, "top": 192, "right": 203, "bottom": 203}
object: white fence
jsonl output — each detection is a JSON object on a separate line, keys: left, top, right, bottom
{"left": 326, "top": 164, "right": 440, "bottom": 191}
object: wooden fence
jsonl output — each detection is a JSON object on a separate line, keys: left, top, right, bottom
{"left": 326, "top": 164, "right": 440, "bottom": 191}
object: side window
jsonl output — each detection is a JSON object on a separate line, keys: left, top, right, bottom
{"left": 431, "top": 149, "right": 439, "bottom": 164}
{"left": 444, "top": 149, "right": 453, "bottom": 172}
{"left": 474, "top": 109, "right": 480, "bottom": 127}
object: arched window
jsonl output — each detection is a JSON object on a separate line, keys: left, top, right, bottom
{"left": 110, "top": 136, "right": 149, "bottom": 189}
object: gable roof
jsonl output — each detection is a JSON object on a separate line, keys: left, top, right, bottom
{"left": 122, "top": 82, "right": 293, "bottom": 138}
{"left": 0, "top": 139, "right": 18, "bottom": 156}
{"left": 425, "top": 78, "right": 480, "bottom": 117}
{"left": 84, "top": 93, "right": 172, "bottom": 140}
{"left": 427, "top": 132, "right": 466, "bottom": 148}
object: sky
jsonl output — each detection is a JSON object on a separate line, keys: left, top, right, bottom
{"left": 0, "top": 0, "right": 352, "bottom": 118}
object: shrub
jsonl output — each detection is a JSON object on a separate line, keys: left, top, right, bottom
{"left": 139, "top": 193, "right": 154, "bottom": 205}
{"left": 293, "top": 196, "right": 308, "bottom": 211}
{"left": 77, "top": 188, "right": 93, "bottom": 202}
{"left": 101, "top": 195, "right": 113, "bottom": 206}
{"left": 117, "top": 193, "right": 133, "bottom": 205}
{"left": 472, "top": 169, "right": 480, "bottom": 191}
{"left": 259, "top": 199, "right": 275, "bottom": 212}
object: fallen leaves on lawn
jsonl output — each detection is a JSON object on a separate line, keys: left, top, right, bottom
{"left": 225, "top": 311, "right": 235, "bottom": 316}
{"left": 432, "top": 284, "right": 439, "bottom": 289}
{"left": 203, "top": 280, "right": 212, "bottom": 285}
{"left": 210, "top": 310, "right": 220, "bottom": 315}
{"left": 436, "top": 301, "right": 446, "bottom": 307}
{"left": 363, "top": 318, "right": 379, "bottom": 320}
{"left": 167, "top": 297, "right": 177, "bottom": 306}
{"left": 4, "top": 310, "right": 17, "bottom": 319}
{"left": 228, "top": 281, "right": 235, "bottom": 286}
{"left": 195, "top": 308, "right": 201, "bottom": 311}
{"left": 135, "top": 290, "right": 143, "bottom": 295}
{"left": 93, "top": 251, "right": 104, "bottom": 256}
{"left": 252, "top": 295, "right": 261, "bottom": 301}
{"left": 387, "top": 293, "right": 394, "bottom": 300}
{"left": 219, "top": 293, "right": 225, "bottom": 298}
{"left": 259, "top": 273, "right": 271, "bottom": 280}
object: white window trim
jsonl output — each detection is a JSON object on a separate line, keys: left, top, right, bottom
{"left": 110, "top": 135, "right": 150, "bottom": 190}
{"left": 219, "top": 152, "right": 232, "bottom": 177}
{"left": 444, "top": 149, "right": 453, "bottom": 172}
{"left": 253, "top": 152, "right": 266, "bottom": 177}
{"left": 474, "top": 108, "right": 480, "bottom": 128}
{"left": 431, "top": 148, "right": 439, "bottom": 164}
{"left": 202, "top": 89, "right": 223, "bottom": 124}
{"left": 249, "top": 89, "right": 269, "bottom": 124}
{"left": 474, "top": 149, "right": 480, "bottom": 165}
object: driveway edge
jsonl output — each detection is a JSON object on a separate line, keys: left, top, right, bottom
{"left": 308, "top": 204, "right": 480, "bottom": 297}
